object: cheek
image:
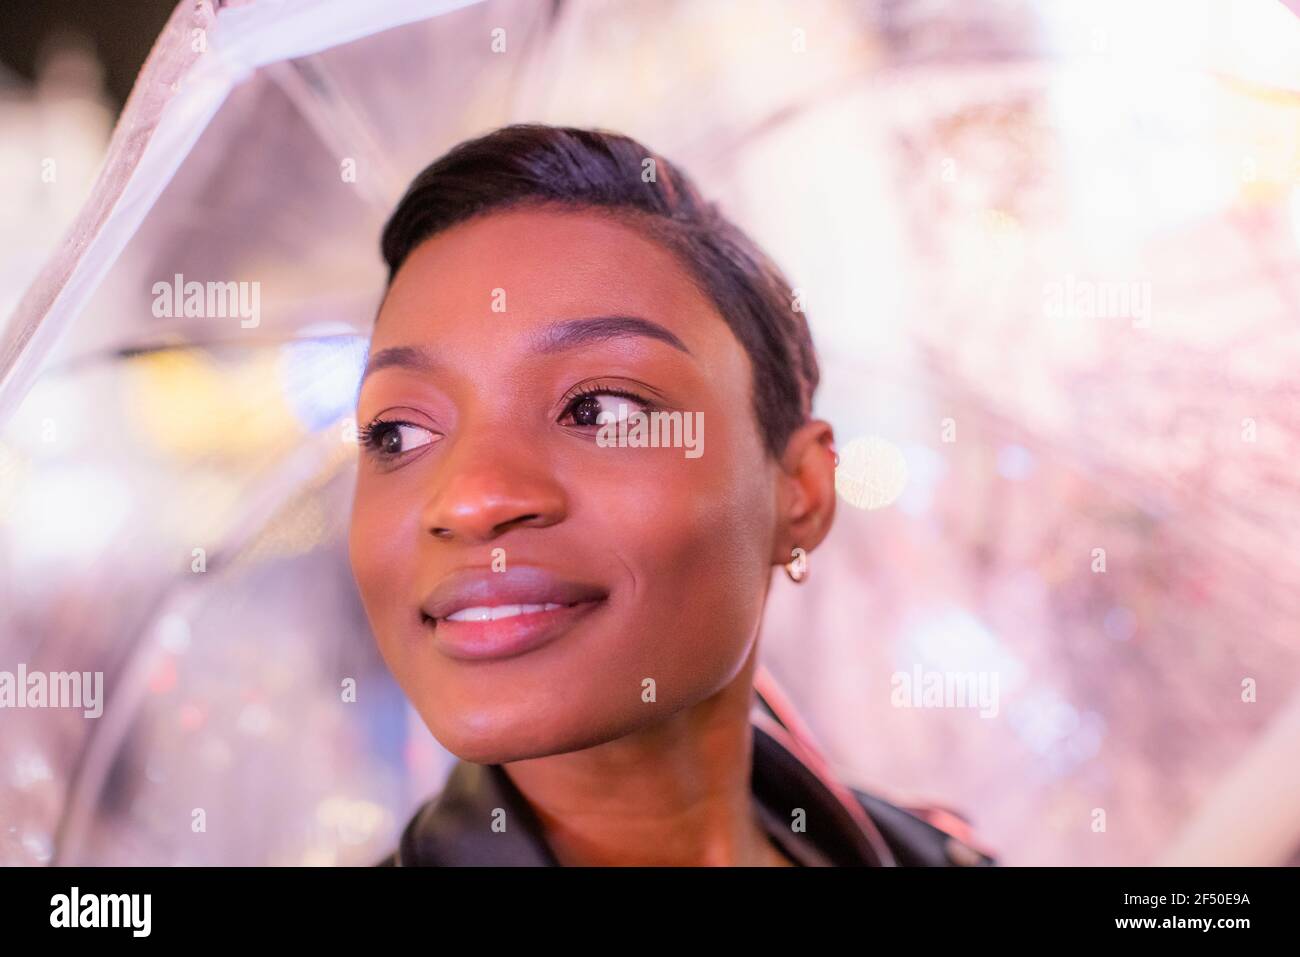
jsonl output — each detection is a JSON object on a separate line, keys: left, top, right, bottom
{"left": 630, "top": 469, "right": 768, "bottom": 584}
{"left": 347, "top": 473, "right": 420, "bottom": 632}
{"left": 582, "top": 438, "right": 776, "bottom": 692}
{"left": 623, "top": 416, "right": 773, "bottom": 578}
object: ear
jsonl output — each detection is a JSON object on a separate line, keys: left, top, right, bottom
{"left": 771, "top": 418, "right": 838, "bottom": 567}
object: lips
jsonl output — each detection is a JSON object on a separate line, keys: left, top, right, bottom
{"left": 420, "top": 566, "right": 609, "bottom": 661}
{"left": 422, "top": 566, "right": 609, "bottom": 621}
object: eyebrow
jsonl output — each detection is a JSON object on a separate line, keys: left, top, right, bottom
{"left": 360, "top": 315, "right": 691, "bottom": 382}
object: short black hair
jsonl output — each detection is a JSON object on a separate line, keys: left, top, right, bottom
{"left": 379, "top": 123, "right": 819, "bottom": 459}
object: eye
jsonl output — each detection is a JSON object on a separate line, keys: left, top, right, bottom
{"left": 358, "top": 418, "right": 438, "bottom": 459}
{"left": 558, "top": 387, "right": 651, "bottom": 428}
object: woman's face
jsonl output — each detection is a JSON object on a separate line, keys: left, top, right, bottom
{"left": 349, "top": 206, "right": 781, "bottom": 764}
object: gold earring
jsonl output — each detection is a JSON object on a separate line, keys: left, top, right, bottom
{"left": 785, "top": 546, "right": 808, "bottom": 583}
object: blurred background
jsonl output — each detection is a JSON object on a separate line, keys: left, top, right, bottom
{"left": 2, "top": 0, "right": 1299, "bottom": 866}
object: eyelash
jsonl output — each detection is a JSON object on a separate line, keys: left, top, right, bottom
{"left": 358, "top": 384, "right": 655, "bottom": 464}
{"left": 357, "top": 418, "right": 436, "bottom": 462}
{"left": 558, "top": 384, "right": 654, "bottom": 426}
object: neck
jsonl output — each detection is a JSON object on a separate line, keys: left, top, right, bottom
{"left": 500, "top": 647, "right": 786, "bottom": 866}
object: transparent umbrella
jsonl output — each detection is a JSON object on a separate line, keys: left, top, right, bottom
{"left": 2, "top": 0, "right": 1300, "bottom": 865}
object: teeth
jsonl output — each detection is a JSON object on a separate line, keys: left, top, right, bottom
{"left": 445, "top": 603, "right": 565, "bottom": 622}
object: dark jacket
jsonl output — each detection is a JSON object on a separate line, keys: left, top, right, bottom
{"left": 377, "top": 688, "right": 997, "bottom": 867}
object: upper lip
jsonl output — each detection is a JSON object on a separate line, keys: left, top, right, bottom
{"left": 421, "top": 566, "right": 609, "bottom": 622}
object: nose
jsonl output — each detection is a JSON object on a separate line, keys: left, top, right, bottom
{"left": 420, "top": 430, "right": 566, "bottom": 543}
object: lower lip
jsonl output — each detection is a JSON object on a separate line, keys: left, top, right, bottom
{"left": 425, "top": 600, "right": 605, "bottom": 661}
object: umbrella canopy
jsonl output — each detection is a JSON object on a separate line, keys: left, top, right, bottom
{"left": 2, "top": 0, "right": 1300, "bottom": 865}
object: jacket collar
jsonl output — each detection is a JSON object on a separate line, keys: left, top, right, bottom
{"left": 391, "top": 715, "right": 885, "bottom": 866}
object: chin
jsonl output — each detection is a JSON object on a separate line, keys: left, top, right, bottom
{"left": 418, "top": 698, "right": 659, "bottom": 766}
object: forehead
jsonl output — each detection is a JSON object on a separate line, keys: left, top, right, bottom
{"left": 373, "top": 206, "right": 735, "bottom": 363}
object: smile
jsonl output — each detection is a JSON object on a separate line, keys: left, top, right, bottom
{"left": 420, "top": 566, "right": 609, "bottom": 661}
{"left": 422, "top": 599, "right": 605, "bottom": 661}
{"left": 443, "top": 602, "right": 568, "bottom": 622}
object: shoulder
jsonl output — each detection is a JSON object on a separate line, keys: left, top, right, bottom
{"left": 370, "top": 779, "right": 999, "bottom": 867}
{"left": 371, "top": 797, "right": 440, "bottom": 867}
{"left": 370, "top": 799, "right": 430, "bottom": 866}
{"left": 849, "top": 787, "right": 999, "bottom": 867}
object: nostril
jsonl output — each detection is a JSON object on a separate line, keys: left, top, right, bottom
{"left": 490, "top": 513, "right": 546, "bottom": 536}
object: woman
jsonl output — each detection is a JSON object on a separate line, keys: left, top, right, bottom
{"left": 349, "top": 123, "right": 995, "bottom": 867}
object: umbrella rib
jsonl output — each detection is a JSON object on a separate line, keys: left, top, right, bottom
{"left": 263, "top": 57, "right": 406, "bottom": 214}
{"left": 51, "top": 425, "right": 356, "bottom": 864}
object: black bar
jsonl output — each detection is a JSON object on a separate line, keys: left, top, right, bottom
{"left": 0, "top": 865, "right": 1287, "bottom": 943}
